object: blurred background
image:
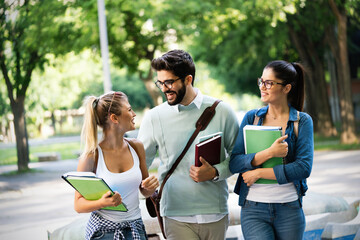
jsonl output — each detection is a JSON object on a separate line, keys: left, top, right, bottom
{"left": 1, "top": 0, "right": 360, "bottom": 172}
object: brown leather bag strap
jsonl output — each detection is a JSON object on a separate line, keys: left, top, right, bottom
{"left": 294, "top": 111, "right": 300, "bottom": 138}
{"left": 158, "top": 99, "right": 221, "bottom": 198}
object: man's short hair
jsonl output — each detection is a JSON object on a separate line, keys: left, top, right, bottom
{"left": 151, "top": 49, "right": 196, "bottom": 86}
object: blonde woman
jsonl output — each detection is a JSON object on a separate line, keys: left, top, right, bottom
{"left": 75, "top": 91, "right": 159, "bottom": 240}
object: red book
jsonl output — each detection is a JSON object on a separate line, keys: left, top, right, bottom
{"left": 195, "top": 134, "right": 222, "bottom": 167}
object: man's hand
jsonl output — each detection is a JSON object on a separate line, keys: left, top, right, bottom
{"left": 190, "top": 157, "right": 217, "bottom": 182}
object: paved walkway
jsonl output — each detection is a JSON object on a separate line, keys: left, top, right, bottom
{"left": 0, "top": 150, "right": 359, "bottom": 240}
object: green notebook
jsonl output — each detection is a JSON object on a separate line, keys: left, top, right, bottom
{"left": 243, "top": 125, "right": 282, "bottom": 184}
{"left": 62, "top": 171, "right": 128, "bottom": 211}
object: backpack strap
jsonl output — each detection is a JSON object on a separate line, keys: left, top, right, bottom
{"left": 253, "top": 109, "right": 261, "bottom": 125}
{"left": 253, "top": 115, "right": 260, "bottom": 125}
{"left": 293, "top": 111, "right": 300, "bottom": 138}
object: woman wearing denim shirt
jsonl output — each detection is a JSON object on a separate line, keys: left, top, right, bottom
{"left": 229, "top": 60, "right": 313, "bottom": 240}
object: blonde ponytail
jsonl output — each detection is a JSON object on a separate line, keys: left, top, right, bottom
{"left": 79, "top": 91, "right": 128, "bottom": 160}
{"left": 80, "top": 96, "right": 99, "bottom": 159}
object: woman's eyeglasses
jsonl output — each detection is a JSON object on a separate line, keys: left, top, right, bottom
{"left": 258, "top": 78, "right": 286, "bottom": 89}
{"left": 154, "top": 77, "right": 182, "bottom": 89}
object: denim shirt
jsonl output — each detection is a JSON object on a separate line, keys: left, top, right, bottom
{"left": 229, "top": 105, "right": 314, "bottom": 206}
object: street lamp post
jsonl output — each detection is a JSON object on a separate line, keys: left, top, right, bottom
{"left": 97, "top": 0, "right": 112, "bottom": 93}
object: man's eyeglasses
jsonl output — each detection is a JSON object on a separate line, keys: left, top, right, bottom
{"left": 258, "top": 78, "right": 286, "bottom": 89}
{"left": 155, "top": 77, "right": 182, "bottom": 89}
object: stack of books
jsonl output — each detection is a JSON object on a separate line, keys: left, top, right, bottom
{"left": 62, "top": 171, "right": 128, "bottom": 211}
{"left": 243, "top": 125, "right": 282, "bottom": 184}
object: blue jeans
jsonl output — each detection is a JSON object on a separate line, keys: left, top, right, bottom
{"left": 91, "top": 222, "right": 147, "bottom": 240}
{"left": 241, "top": 200, "right": 305, "bottom": 240}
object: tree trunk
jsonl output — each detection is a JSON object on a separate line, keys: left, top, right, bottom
{"left": 51, "top": 111, "right": 56, "bottom": 133}
{"left": 327, "top": 0, "right": 358, "bottom": 144}
{"left": 140, "top": 65, "right": 163, "bottom": 106}
{"left": 143, "top": 80, "right": 163, "bottom": 106}
{"left": 325, "top": 51, "right": 341, "bottom": 123}
{"left": 287, "top": 23, "right": 337, "bottom": 137}
{"left": 11, "top": 96, "right": 30, "bottom": 172}
{"left": 1, "top": 50, "right": 34, "bottom": 172}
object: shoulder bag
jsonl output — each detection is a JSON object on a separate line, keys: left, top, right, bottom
{"left": 146, "top": 99, "right": 221, "bottom": 239}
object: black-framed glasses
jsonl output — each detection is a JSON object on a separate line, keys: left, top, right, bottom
{"left": 257, "top": 78, "right": 286, "bottom": 89}
{"left": 154, "top": 77, "right": 182, "bottom": 89}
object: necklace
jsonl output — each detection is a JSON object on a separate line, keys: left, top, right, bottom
{"left": 267, "top": 114, "right": 278, "bottom": 120}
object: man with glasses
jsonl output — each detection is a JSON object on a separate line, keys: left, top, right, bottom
{"left": 137, "top": 49, "right": 239, "bottom": 240}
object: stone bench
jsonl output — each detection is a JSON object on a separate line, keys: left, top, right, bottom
{"left": 304, "top": 200, "right": 357, "bottom": 239}
{"left": 321, "top": 200, "right": 360, "bottom": 239}
{"left": 355, "top": 227, "right": 360, "bottom": 239}
{"left": 302, "top": 192, "right": 350, "bottom": 216}
{"left": 35, "top": 152, "right": 60, "bottom": 162}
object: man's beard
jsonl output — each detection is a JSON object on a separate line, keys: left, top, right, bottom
{"left": 165, "top": 84, "right": 186, "bottom": 106}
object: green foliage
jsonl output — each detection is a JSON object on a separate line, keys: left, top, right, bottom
{"left": 178, "top": 0, "right": 299, "bottom": 95}
{"left": 74, "top": 67, "right": 153, "bottom": 111}
{"left": 195, "top": 62, "right": 261, "bottom": 111}
{"left": 76, "top": 0, "right": 172, "bottom": 74}
{"left": 0, "top": 0, "right": 358, "bottom": 144}
{"left": 28, "top": 51, "right": 103, "bottom": 112}
{"left": 111, "top": 69, "right": 153, "bottom": 110}
{"left": 21, "top": 51, "right": 103, "bottom": 137}
{"left": 1, "top": 1, "right": 86, "bottom": 80}
{"left": 0, "top": 84, "right": 10, "bottom": 116}
{"left": 0, "top": 1, "right": 93, "bottom": 169}
{"left": 22, "top": 50, "right": 152, "bottom": 137}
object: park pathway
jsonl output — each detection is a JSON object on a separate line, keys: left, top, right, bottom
{"left": 0, "top": 150, "right": 359, "bottom": 240}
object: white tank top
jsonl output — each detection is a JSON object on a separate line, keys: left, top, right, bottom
{"left": 95, "top": 142, "right": 142, "bottom": 222}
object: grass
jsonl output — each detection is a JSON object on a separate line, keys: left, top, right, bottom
{"left": 314, "top": 134, "right": 360, "bottom": 151}
{"left": 0, "top": 141, "right": 81, "bottom": 166}
{"left": 2, "top": 168, "right": 42, "bottom": 176}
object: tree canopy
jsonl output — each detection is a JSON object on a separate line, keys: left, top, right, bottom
{"left": 0, "top": 0, "right": 88, "bottom": 170}
{"left": 1, "top": 0, "right": 359, "bottom": 171}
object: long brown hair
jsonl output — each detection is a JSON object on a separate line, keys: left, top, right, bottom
{"left": 265, "top": 60, "right": 305, "bottom": 111}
